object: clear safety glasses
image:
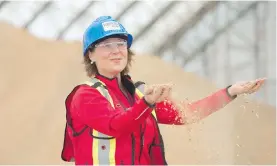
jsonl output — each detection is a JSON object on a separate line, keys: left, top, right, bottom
{"left": 95, "top": 41, "right": 127, "bottom": 52}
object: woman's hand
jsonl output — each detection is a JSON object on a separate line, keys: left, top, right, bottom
{"left": 144, "top": 83, "right": 173, "bottom": 105}
{"left": 155, "top": 83, "right": 173, "bottom": 103}
{"left": 227, "top": 78, "right": 266, "bottom": 97}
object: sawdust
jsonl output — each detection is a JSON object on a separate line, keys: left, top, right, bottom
{"left": 0, "top": 22, "right": 275, "bottom": 165}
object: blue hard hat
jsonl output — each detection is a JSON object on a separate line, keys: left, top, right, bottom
{"left": 82, "top": 16, "right": 133, "bottom": 56}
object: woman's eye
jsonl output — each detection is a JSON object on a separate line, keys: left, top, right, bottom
{"left": 105, "top": 43, "right": 113, "bottom": 48}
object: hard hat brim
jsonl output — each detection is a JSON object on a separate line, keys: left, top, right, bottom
{"left": 99, "top": 31, "right": 133, "bottom": 48}
{"left": 127, "top": 34, "right": 133, "bottom": 49}
{"left": 84, "top": 32, "right": 133, "bottom": 55}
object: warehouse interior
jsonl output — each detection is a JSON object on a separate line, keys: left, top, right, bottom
{"left": 0, "top": 1, "right": 275, "bottom": 165}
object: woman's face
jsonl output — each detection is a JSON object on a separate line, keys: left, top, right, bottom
{"left": 89, "top": 37, "right": 128, "bottom": 77}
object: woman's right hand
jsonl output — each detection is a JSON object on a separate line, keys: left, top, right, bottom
{"left": 144, "top": 84, "right": 172, "bottom": 105}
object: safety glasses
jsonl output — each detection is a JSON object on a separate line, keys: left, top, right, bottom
{"left": 95, "top": 41, "right": 127, "bottom": 51}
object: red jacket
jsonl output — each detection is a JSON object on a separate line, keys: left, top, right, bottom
{"left": 61, "top": 74, "right": 235, "bottom": 165}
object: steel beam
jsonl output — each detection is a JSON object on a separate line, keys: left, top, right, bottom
{"left": 23, "top": 1, "right": 52, "bottom": 29}
{"left": 254, "top": 2, "right": 268, "bottom": 100}
{"left": 154, "top": 1, "right": 219, "bottom": 55}
{"left": 182, "top": 2, "right": 259, "bottom": 66}
{"left": 133, "top": 1, "right": 179, "bottom": 42}
{"left": 225, "top": 2, "right": 232, "bottom": 83}
{"left": 115, "top": 1, "right": 139, "bottom": 21}
{"left": 0, "top": 1, "right": 9, "bottom": 10}
{"left": 57, "top": 1, "right": 95, "bottom": 40}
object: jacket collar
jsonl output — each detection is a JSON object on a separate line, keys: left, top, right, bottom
{"left": 94, "top": 72, "right": 136, "bottom": 96}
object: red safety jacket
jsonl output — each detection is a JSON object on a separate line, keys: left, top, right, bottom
{"left": 61, "top": 73, "right": 235, "bottom": 165}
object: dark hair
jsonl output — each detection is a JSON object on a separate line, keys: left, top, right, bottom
{"left": 83, "top": 48, "right": 135, "bottom": 77}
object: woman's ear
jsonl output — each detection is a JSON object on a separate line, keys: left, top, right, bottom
{"left": 88, "top": 52, "right": 95, "bottom": 64}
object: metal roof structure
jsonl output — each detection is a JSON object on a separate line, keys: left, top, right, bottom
{"left": 0, "top": 1, "right": 268, "bottom": 56}
{"left": 0, "top": 1, "right": 260, "bottom": 58}
{"left": 0, "top": 1, "right": 212, "bottom": 52}
{"left": 0, "top": 0, "right": 275, "bottom": 106}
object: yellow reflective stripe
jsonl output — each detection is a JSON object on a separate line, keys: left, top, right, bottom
{"left": 135, "top": 88, "right": 157, "bottom": 119}
{"left": 87, "top": 79, "right": 116, "bottom": 165}
{"left": 105, "top": 86, "right": 116, "bottom": 165}
{"left": 100, "top": 87, "right": 115, "bottom": 108}
{"left": 135, "top": 88, "right": 144, "bottom": 98}
{"left": 152, "top": 109, "right": 157, "bottom": 119}
{"left": 84, "top": 78, "right": 115, "bottom": 108}
{"left": 96, "top": 87, "right": 105, "bottom": 96}
{"left": 92, "top": 130, "right": 99, "bottom": 165}
{"left": 98, "top": 85, "right": 116, "bottom": 165}
{"left": 83, "top": 81, "right": 94, "bottom": 86}
{"left": 109, "top": 138, "right": 116, "bottom": 166}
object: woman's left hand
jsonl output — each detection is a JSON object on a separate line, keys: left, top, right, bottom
{"left": 227, "top": 78, "right": 266, "bottom": 97}
{"left": 156, "top": 83, "right": 173, "bottom": 103}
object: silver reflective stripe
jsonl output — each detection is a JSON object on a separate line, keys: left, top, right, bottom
{"left": 101, "top": 86, "right": 110, "bottom": 102}
{"left": 98, "top": 133, "right": 111, "bottom": 165}
{"left": 137, "top": 84, "right": 145, "bottom": 95}
{"left": 91, "top": 78, "right": 113, "bottom": 164}
{"left": 91, "top": 77, "right": 98, "bottom": 84}
{"left": 97, "top": 86, "right": 113, "bottom": 138}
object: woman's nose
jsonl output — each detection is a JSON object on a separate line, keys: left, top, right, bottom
{"left": 110, "top": 45, "right": 120, "bottom": 53}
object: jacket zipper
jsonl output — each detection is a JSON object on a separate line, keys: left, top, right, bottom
{"left": 117, "top": 83, "right": 135, "bottom": 106}
{"left": 117, "top": 101, "right": 136, "bottom": 165}
{"left": 114, "top": 89, "right": 136, "bottom": 165}
{"left": 118, "top": 83, "right": 146, "bottom": 164}
{"left": 138, "top": 122, "right": 146, "bottom": 162}
{"left": 131, "top": 133, "right": 135, "bottom": 165}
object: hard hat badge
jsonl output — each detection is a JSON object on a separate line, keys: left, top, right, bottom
{"left": 102, "top": 21, "right": 121, "bottom": 32}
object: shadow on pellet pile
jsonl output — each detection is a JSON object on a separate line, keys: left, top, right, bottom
{"left": 0, "top": 22, "right": 275, "bottom": 165}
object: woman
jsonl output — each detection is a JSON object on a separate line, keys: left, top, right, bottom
{"left": 61, "top": 16, "right": 265, "bottom": 165}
